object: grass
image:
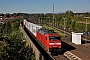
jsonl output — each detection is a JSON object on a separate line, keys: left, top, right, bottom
{"left": 42, "top": 25, "right": 67, "bottom": 37}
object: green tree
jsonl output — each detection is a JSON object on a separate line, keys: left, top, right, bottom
{"left": 0, "top": 19, "right": 35, "bottom": 60}
{"left": 65, "top": 10, "right": 74, "bottom": 18}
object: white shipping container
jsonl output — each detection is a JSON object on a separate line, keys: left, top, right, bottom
{"left": 24, "top": 19, "right": 42, "bottom": 36}
{"left": 32, "top": 24, "right": 42, "bottom": 36}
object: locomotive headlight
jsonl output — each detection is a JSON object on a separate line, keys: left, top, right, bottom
{"left": 58, "top": 46, "right": 61, "bottom": 48}
{"left": 56, "top": 43, "right": 61, "bottom": 45}
{"left": 49, "top": 43, "right": 54, "bottom": 45}
{"left": 49, "top": 46, "right": 52, "bottom": 48}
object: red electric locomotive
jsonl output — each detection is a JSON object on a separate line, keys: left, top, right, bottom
{"left": 36, "top": 28, "right": 62, "bottom": 54}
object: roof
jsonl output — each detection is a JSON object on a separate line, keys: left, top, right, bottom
{"left": 38, "top": 28, "right": 57, "bottom": 35}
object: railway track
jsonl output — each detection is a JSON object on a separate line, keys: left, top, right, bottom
{"left": 22, "top": 21, "right": 87, "bottom": 60}
{"left": 32, "top": 22, "right": 90, "bottom": 59}
{"left": 45, "top": 23, "right": 90, "bottom": 43}
{"left": 53, "top": 55, "right": 69, "bottom": 60}
{"left": 24, "top": 26, "right": 71, "bottom": 60}
{"left": 47, "top": 50, "right": 69, "bottom": 60}
{"left": 21, "top": 22, "right": 70, "bottom": 60}
{"left": 21, "top": 24, "right": 55, "bottom": 60}
{"left": 54, "top": 26, "right": 90, "bottom": 44}
{"left": 31, "top": 20, "right": 90, "bottom": 42}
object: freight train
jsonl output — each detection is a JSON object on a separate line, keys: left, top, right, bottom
{"left": 23, "top": 19, "right": 62, "bottom": 54}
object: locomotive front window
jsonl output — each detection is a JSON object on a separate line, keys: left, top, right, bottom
{"left": 49, "top": 36, "right": 60, "bottom": 40}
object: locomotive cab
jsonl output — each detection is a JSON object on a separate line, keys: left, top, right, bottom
{"left": 37, "top": 28, "right": 62, "bottom": 54}
{"left": 44, "top": 30, "right": 62, "bottom": 53}
{"left": 48, "top": 35, "right": 62, "bottom": 53}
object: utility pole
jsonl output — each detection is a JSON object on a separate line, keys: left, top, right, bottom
{"left": 53, "top": 3, "right": 54, "bottom": 27}
{"left": 39, "top": 17, "right": 40, "bottom": 24}
{"left": 48, "top": 17, "right": 50, "bottom": 27}
{"left": 83, "top": 17, "right": 89, "bottom": 47}
{"left": 55, "top": 18, "right": 56, "bottom": 26}
{"left": 63, "top": 17, "right": 66, "bottom": 37}
{"left": 72, "top": 20, "right": 73, "bottom": 31}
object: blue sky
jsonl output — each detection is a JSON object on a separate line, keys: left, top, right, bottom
{"left": 0, "top": 0, "right": 90, "bottom": 13}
